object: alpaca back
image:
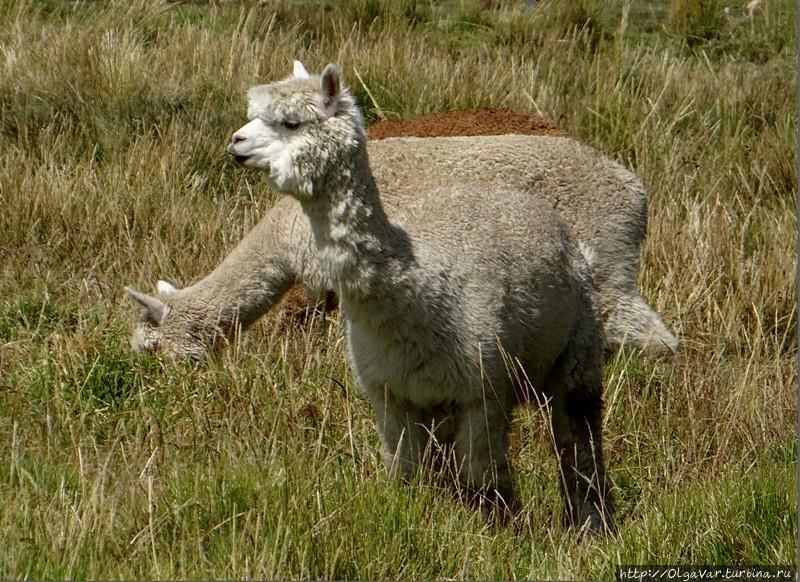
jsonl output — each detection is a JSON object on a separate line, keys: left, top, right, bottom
{"left": 367, "top": 135, "right": 676, "bottom": 354}
{"left": 368, "top": 134, "right": 645, "bottom": 275}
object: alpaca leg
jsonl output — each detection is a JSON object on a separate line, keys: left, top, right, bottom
{"left": 546, "top": 337, "right": 614, "bottom": 533}
{"left": 452, "top": 400, "right": 518, "bottom": 522}
{"left": 366, "top": 386, "right": 430, "bottom": 480}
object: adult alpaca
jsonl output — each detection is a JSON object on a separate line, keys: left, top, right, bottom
{"left": 224, "top": 61, "right": 613, "bottom": 530}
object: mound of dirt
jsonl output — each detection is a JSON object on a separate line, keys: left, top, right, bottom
{"left": 367, "top": 108, "right": 563, "bottom": 140}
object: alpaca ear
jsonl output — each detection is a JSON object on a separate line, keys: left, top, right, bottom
{"left": 320, "top": 64, "right": 341, "bottom": 114}
{"left": 125, "top": 287, "right": 171, "bottom": 323}
{"left": 157, "top": 280, "right": 178, "bottom": 294}
{"left": 293, "top": 60, "right": 310, "bottom": 79}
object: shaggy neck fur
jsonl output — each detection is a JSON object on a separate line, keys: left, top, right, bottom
{"left": 301, "top": 140, "right": 407, "bottom": 300}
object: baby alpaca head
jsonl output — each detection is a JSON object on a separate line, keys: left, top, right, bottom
{"left": 125, "top": 281, "right": 210, "bottom": 362}
{"left": 227, "top": 60, "right": 364, "bottom": 197}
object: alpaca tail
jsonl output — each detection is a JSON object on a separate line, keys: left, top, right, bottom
{"left": 577, "top": 242, "right": 678, "bottom": 358}
{"left": 604, "top": 293, "right": 679, "bottom": 357}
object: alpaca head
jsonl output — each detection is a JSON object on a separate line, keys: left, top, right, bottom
{"left": 124, "top": 282, "right": 210, "bottom": 362}
{"left": 227, "top": 61, "right": 365, "bottom": 197}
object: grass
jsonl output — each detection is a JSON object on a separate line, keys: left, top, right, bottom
{"left": 0, "top": 0, "right": 796, "bottom": 578}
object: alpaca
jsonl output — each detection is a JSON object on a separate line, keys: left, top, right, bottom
{"left": 126, "top": 134, "right": 677, "bottom": 362}
{"left": 126, "top": 194, "right": 325, "bottom": 361}
{"left": 216, "top": 60, "right": 613, "bottom": 529}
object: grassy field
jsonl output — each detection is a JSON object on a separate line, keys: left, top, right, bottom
{"left": 0, "top": 0, "right": 796, "bottom": 578}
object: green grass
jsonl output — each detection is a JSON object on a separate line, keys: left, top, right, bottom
{"left": 0, "top": 0, "right": 796, "bottom": 578}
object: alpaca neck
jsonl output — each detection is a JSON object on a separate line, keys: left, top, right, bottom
{"left": 301, "top": 146, "right": 402, "bottom": 299}
{"left": 182, "top": 262, "right": 295, "bottom": 338}
{"left": 184, "top": 219, "right": 298, "bottom": 336}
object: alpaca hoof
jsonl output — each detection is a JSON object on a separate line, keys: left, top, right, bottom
{"left": 569, "top": 503, "right": 615, "bottom": 536}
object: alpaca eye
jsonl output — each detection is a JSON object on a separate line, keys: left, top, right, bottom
{"left": 282, "top": 120, "right": 301, "bottom": 130}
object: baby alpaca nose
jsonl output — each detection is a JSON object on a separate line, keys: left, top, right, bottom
{"left": 231, "top": 133, "right": 246, "bottom": 144}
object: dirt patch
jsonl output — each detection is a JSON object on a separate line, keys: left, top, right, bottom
{"left": 367, "top": 108, "right": 564, "bottom": 140}
{"left": 264, "top": 286, "right": 338, "bottom": 330}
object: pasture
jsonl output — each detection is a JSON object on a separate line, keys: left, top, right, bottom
{"left": 0, "top": 0, "right": 796, "bottom": 578}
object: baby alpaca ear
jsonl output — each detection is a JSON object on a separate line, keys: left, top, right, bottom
{"left": 293, "top": 60, "right": 310, "bottom": 79}
{"left": 125, "top": 287, "right": 171, "bottom": 323}
{"left": 320, "top": 64, "right": 341, "bottom": 114}
{"left": 157, "top": 280, "right": 178, "bottom": 295}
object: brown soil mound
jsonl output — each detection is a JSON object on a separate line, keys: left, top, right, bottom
{"left": 367, "top": 108, "right": 564, "bottom": 140}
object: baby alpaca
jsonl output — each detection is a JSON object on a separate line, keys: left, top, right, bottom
{"left": 224, "top": 61, "right": 613, "bottom": 530}
{"left": 126, "top": 195, "right": 324, "bottom": 361}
